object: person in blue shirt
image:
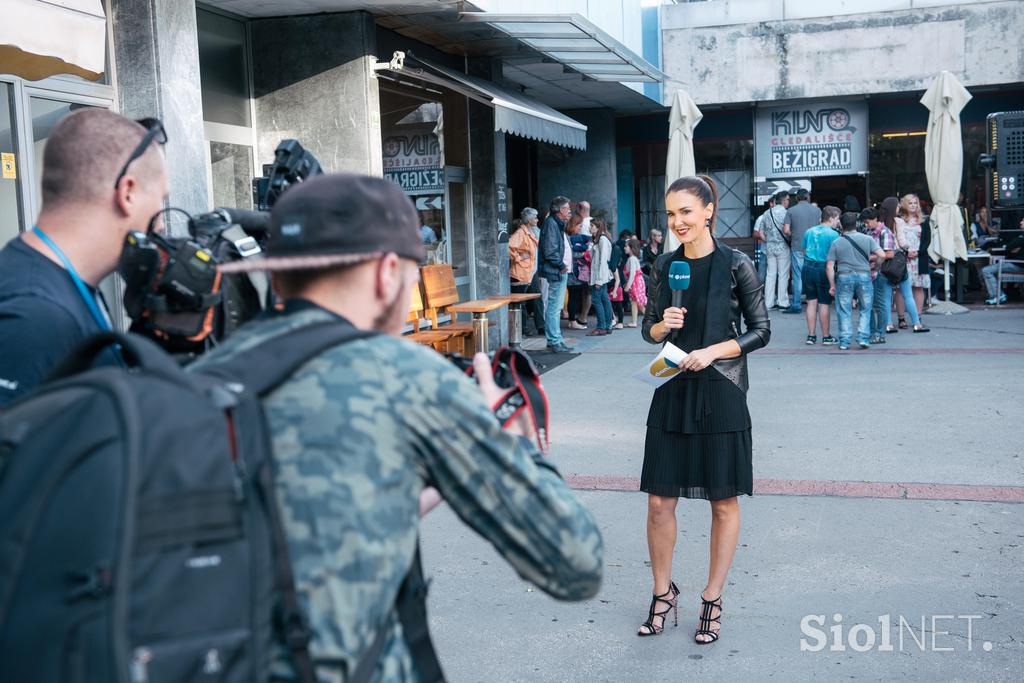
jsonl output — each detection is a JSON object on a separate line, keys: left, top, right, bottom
{"left": 800, "top": 206, "right": 841, "bottom": 345}
{"left": 0, "top": 109, "right": 169, "bottom": 406}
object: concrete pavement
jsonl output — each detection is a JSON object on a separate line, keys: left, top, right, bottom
{"left": 420, "top": 307, "right": 1024, "bottom": 682}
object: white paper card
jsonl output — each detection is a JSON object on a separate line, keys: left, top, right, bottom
{"left": 632, "top": 342, "right": 689, "bottom": 388}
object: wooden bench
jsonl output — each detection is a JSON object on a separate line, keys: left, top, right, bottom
{"left": 420, "top": 264, "right": 478, "bottom": 354}
{"left": 405, "top": 285, "right": 459, "bottom": 351}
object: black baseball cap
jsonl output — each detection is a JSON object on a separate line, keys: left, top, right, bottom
{"left": 219, "top": 173, "right": 425, "bottom": 273}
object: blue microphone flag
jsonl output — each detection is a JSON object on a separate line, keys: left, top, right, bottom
{"left": 668, "top": 261, "right": 691, "bottom": 291}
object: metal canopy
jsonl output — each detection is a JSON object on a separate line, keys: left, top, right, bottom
{"left": 458, "top": 13, "right": 667, "bottom": 84}
{"left": 375, "top": 52, "right": 588, "bottom": 150}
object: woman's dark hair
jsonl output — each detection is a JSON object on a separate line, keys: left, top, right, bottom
{"left": 626, "top": 237, "right": 642, "bottom": 258}
{"left": 665, "top": 174, "right": 719, "bottom": 233}
{"left": 591, "top": 218, "right": 612, "bottom": 244}
{"left": 880, "top": 196, "right": 899, "bottom": 232}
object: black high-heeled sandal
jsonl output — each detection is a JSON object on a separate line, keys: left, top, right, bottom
{"left": 694, "top": 593, "right": 722, "bottom": 644}
{"left": 898, "top": 315, "right": 908, "bottom": 330}
{"left": 637, "top": 581, "right": 679, "bottom": 637}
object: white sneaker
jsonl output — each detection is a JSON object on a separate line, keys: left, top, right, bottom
{"left": 568, "top": 320, "right": 587, "bottom": 330}
{"left": 613, "top": 322, "right": 624, "bottom": 330}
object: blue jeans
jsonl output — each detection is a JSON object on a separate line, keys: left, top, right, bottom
{"left": 591, "top": 284, "right": 613, "bottom": 330}
{"left": 982, "top": 261, "right": 1024, "bottom": 297}
{"left": 871, "top": 276, "right": 892, "bottom": 337}
{"left": 891, "top": 275, "right": 922, "bottom": 326}
{"left": 836, "top": 273, "right": 873, "bottom": 346}
{"left": 755, "top": 247, "right": 767, "bottom": 283}
{"left": 544, "top": 273, "right": 568, "bottom": 346}
{"left": 788, "top": 250, "right": 805, "bottom": 309}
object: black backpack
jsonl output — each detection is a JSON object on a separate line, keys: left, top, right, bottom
{"left": 0, "top": 324, "right": 443, "bottom": 682}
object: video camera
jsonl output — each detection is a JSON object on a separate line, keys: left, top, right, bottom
{"left": 446, "top": 348, "right": 549, "bottom": 453}
{"left": 118, "top": 140, "right": 322, "bottom": 356}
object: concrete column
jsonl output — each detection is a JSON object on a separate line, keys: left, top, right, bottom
{"left": 537, "top": 109, "right": 619, "bottom": 232}
{"left": 467, "top": 98, "right": 509, "bottom": 349}
{"left": 110, "top": 0, "right": 209, "bottom": 216}
{"left": 250, "top": 12, "right": 382, "bottom": 176}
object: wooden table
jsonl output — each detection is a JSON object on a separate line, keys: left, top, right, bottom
{"left": 448, "top": 298, "right": 509, "bottom": 353}
{"left": 490, "top": 293, "right": 541, "bottom": 349}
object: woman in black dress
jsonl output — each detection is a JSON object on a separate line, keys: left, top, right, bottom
{"left": 636, "top": 175, "right": 770, "bottom": 643}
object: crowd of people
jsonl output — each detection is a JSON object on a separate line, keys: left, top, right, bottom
{"left": 752, "top": 189, "right": 939, "bottom": 349}
{"left": 512, "top": 186, "right": 1022, "bottom": 354}
{"left": 755, "top": 188, "right": 1023, "bottom": 317}
{"left": 508, "top": 199, "right": 661, "bottom": 353}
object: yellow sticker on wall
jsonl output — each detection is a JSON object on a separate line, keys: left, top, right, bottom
{"left": 1, "top": 153, "right": 15, "bottom": 180}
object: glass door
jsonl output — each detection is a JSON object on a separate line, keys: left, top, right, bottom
{"left": 444, "top": 168, "right": 475, "bottom": 301}
{"left": 0, "top": 82, "right": 25, "bottom": 245}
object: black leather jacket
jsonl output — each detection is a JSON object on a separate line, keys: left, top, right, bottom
{"left": 642, "top": 241, "right": 771, "bottom": 392}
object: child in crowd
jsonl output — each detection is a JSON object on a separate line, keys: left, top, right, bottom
{"left": 623, "top": 238, "right": 647, "bottom": 327}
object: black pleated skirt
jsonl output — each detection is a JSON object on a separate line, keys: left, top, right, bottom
{"left": 640, "top": 371, "right": 753, "bottom": 501}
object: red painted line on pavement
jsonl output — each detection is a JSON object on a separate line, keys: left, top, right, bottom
{"left": 565, "top": 475, "right": 1024, "bottom": 504}
{"left": 581, "top": 347, "right": 1024, "bottom": 355}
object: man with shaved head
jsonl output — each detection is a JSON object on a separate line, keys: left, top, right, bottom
{"left": 0, "top": 109, "right": 169, "bottom": 405}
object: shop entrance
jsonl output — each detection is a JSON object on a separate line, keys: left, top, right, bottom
{"left": 810, "top": 174, "right": 870, "bottom": 213}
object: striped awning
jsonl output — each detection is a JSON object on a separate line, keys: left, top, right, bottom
{"left": 376, "top": 52, "right": 588, "bottom": 151}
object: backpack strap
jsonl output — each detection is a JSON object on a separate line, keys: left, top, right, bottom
{"left": 200, "top": 319, "right": 376, "bottom": 396}
{"left": 842, "top": 234, "right": 871, "bottom": 266}
{"left": 47, "top": 331, "right": 182, "bottom": 384}
{"left": 394, "top": 547, "right": 445, "bottom": 683}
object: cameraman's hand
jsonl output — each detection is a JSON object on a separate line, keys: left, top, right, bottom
{"left": 419, "top": 487, "right": 443, "bottom": 517}
{"left": 473, "top": 353, "right": 537, "bottom": 443}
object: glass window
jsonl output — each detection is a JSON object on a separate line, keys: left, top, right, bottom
{"left": 29, "top": 98, "right": 104, "bottom": 208}
{"left": 209, "top": 141, "right": 254, "bottom": 209}
{"left": 0, "top": 84, "right": 23, "bottom": 243}
{"left": 197, "top": 10, "right": 251, "bottom": 127}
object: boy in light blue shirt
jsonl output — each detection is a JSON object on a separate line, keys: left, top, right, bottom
{"left": 799, "top": 206, "right": 841, "bottom": 345}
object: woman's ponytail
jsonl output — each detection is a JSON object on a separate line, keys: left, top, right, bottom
{"left": 697, "top": 174, "right": 719, "bottom": 234}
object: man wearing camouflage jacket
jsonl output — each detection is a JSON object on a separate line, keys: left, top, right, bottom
{"left": 192, "top": 173, "right": 603, "bottom": 682}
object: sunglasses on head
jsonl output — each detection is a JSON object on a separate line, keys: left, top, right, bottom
{"left": 113, "top": 117, "right": 168, "bottom": 190}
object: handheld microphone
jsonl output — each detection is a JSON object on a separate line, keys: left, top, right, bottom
{"left": 668, "top": 260, "right": 691, "bottom": 309}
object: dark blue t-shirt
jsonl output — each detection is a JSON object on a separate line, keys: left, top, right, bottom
{"left": 0, "top": 236, "right": 116, "bottom": 406}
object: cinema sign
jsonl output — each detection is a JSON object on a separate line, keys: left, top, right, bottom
{"left": 755, "top": 100, "right": 868, "bottom": 179}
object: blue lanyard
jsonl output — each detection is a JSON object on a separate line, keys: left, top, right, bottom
{"left": 32, "top": 226, "right": 112, "bottom": 333}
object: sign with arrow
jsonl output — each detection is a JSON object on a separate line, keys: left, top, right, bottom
{"left": 415, "top": 196, "right": 444, "bottom": 211}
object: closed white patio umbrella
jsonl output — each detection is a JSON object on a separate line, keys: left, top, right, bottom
{"left": 921, "top": 70, "right": 972, "bottom": 315}
{"left": 664, "top": 89, "right": 702, "bottom": 252}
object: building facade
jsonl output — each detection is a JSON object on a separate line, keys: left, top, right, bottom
{"left": 1, "top": 0, "right": 666, "bottom": 345}
{"left": 625, "top": 0, "right": 1024, "bottom": 240}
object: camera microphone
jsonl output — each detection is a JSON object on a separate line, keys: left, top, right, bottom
{"left": 217, "top": 208, "right": 270, "bottom": 236}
